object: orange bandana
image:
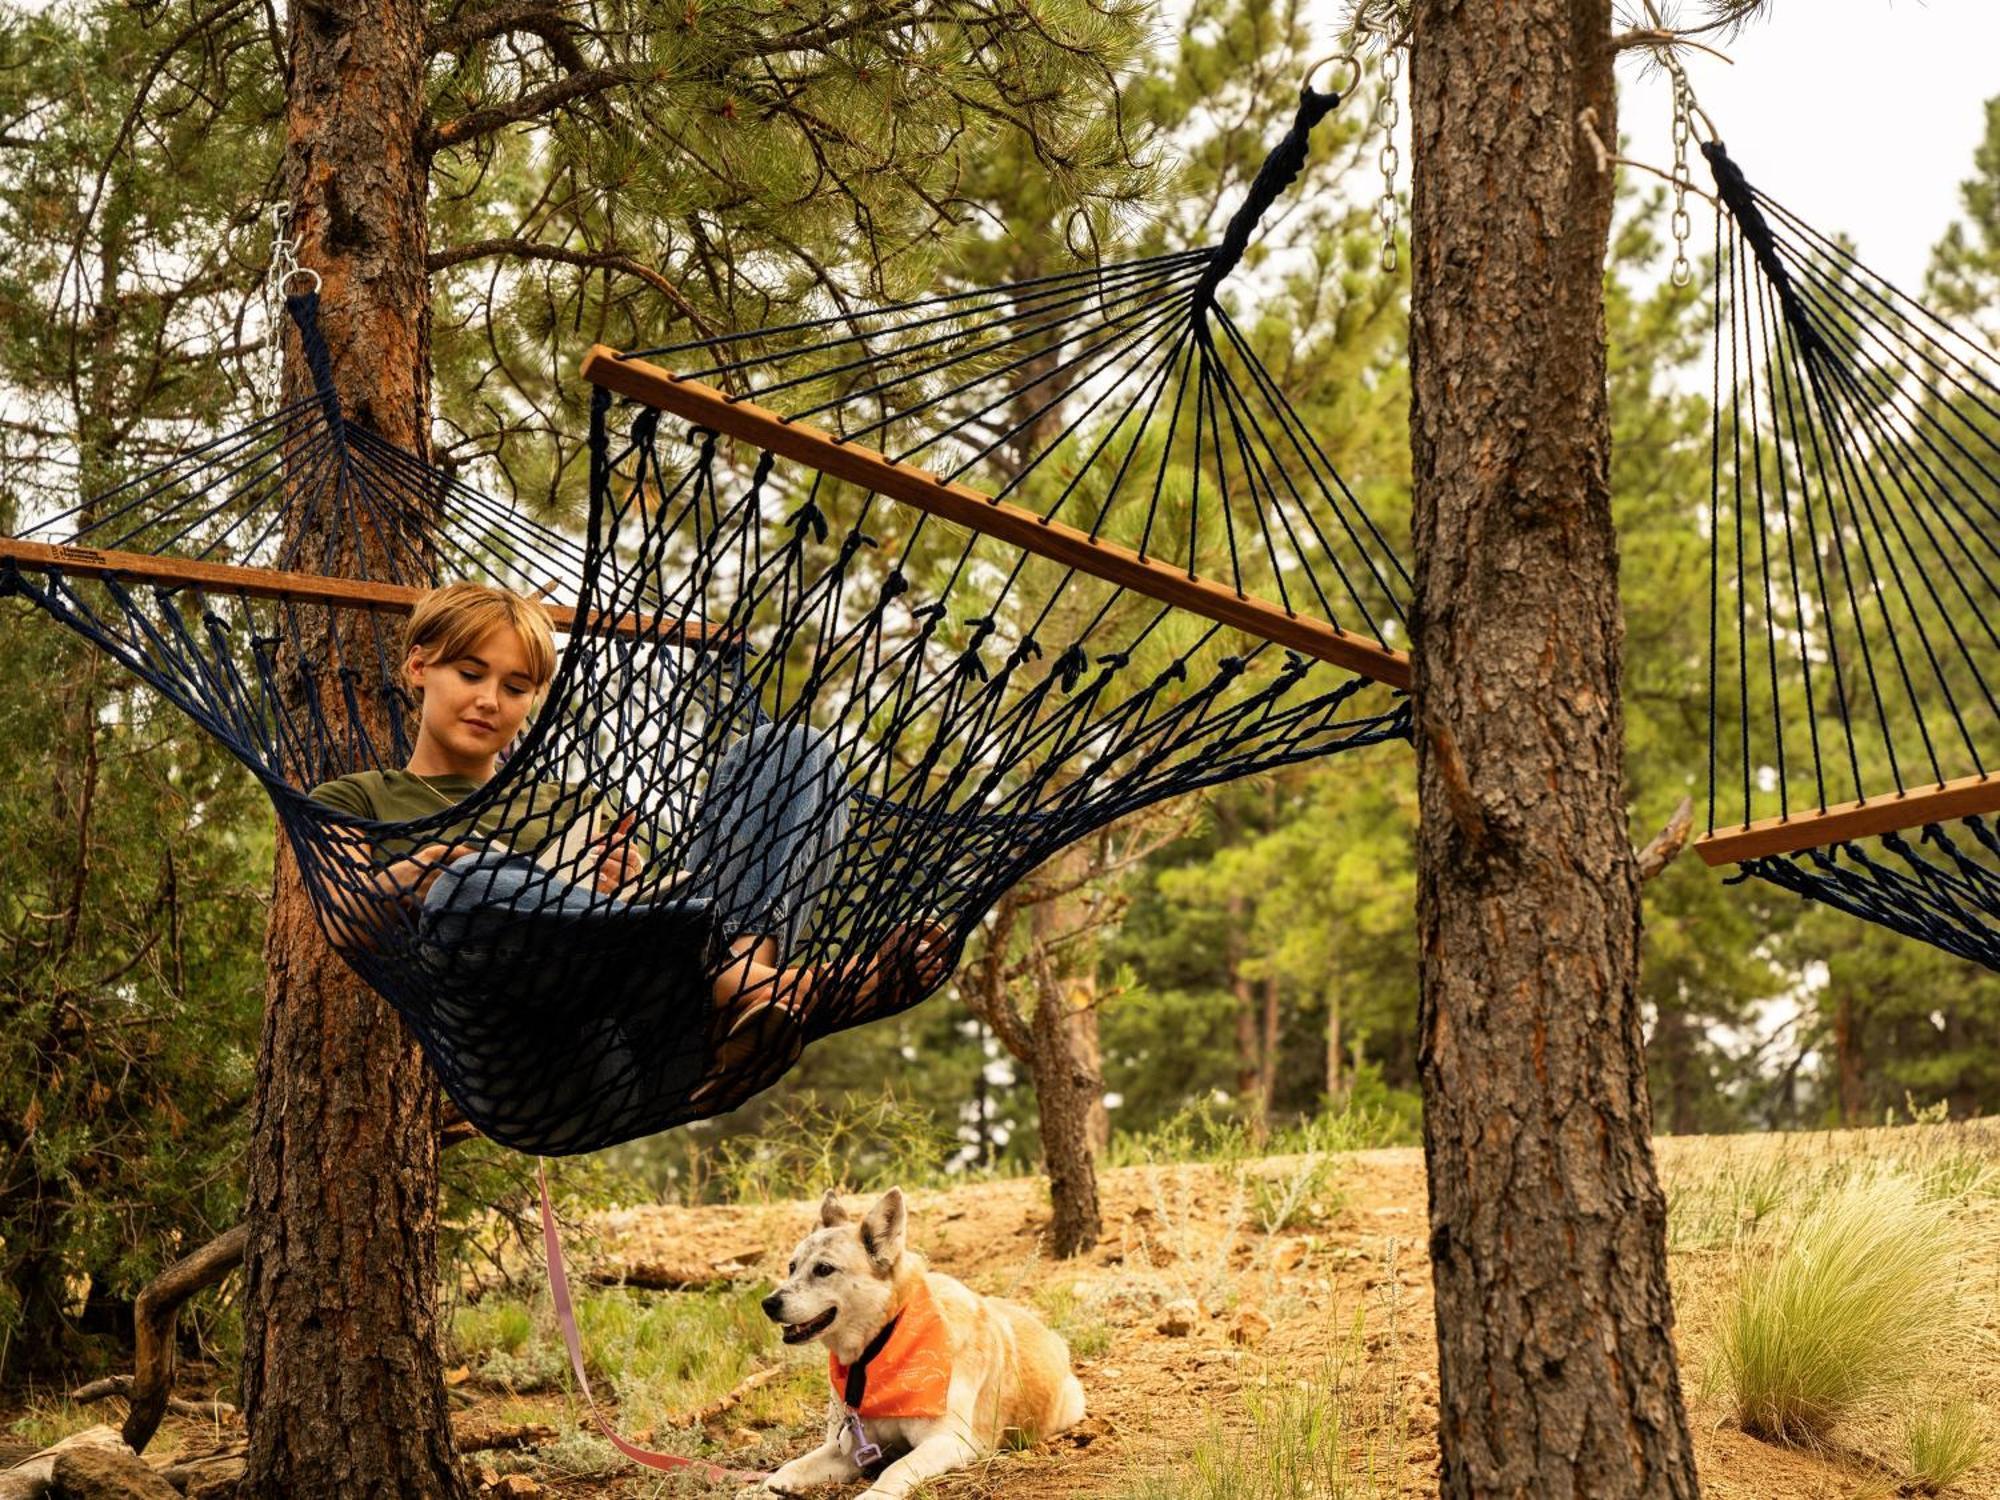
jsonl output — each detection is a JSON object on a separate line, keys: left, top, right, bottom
{"left": 827, "top": 1278, "right": 952, "bottom": 1420}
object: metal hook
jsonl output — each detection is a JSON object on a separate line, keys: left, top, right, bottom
{"left": 1303, "top": 52, "right": 1361, "bottom": 98}
{"left": 282, "top": 266, "right": 322, "bottom": 295}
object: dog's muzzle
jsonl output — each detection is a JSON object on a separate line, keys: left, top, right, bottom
{"left": 762, "top": 1295, "right": 838, "bottom": 1344}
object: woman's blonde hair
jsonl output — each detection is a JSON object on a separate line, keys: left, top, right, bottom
{"left": 402, "top": 582, "right": 557, "bottom": 697}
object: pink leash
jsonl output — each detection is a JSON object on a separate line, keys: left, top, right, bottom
{"left": 537, "top": 1160, "right": 772, "bottom": 1485}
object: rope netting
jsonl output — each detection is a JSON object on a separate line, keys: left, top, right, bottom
{"left": 1702, "top": 138, "right": 2000, "bottom": 969}
{"left": 0, "top": 85, "right": 1413, "bottom": 1153}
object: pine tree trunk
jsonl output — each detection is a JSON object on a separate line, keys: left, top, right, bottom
{"left": 1324, "top": 982, "right": 1343, "bottom": 1102}
{"left": 1654, "top": 1005, "right": 1699, "bottom": 1136}
{"left": 1407, "top": 4, "right": 1699, "bottom": 1496}
{"left": 237, "top": 0, "right": 462, "bottom": 1490}
{"left": 1258, "top": 973, "right": 1280, "bottom": 1120}
{"left": 1030, "top": 979, "right": 1103, "bottom": 1257}
{"left": 1028, "top": 895, "right": 1102, "bottom": 1256}
{"left": 1835, "top": 993, "right": 1865, "bottom": 1125}
{"left": 1227, "top": 890, "right": 1262, "bottom": 1130}
{"left": 1064, "top": 975, "right": 1112, "bottom": 1157}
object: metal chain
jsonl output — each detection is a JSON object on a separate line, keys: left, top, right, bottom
{"left": 258, "top": 205, "right": 319, "bottom": 412}
{"left": 1669, "top": 74, "right": 1693, "bottom": 289}
{"left": 1376, "top": 47, "right": 1401, "bottom": 273}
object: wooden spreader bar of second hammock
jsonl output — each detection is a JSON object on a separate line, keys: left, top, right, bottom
{"left": 0, "top": 536, "right": 721, "bottom": 646}
{"left": 1696, "top": 771, "right": 2000, "bottom": 865}
{"left": 581, "top": 347, "right": 1412, "bottom": 693}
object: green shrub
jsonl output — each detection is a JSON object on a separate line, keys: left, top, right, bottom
{"left": 1905, "top": 1400, "right": 1984, "bottom": 1495}
{"left": 1718, "top": 1172, "right": 1968, "bottom": 1444}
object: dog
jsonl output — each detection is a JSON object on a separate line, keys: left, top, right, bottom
{"left": 758, "top": 1186, "right": 1086, "bottom": 1499}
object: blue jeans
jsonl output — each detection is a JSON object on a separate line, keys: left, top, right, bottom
{"left": 421, "top": 720, "right": 850, "bottom": 972}
{"left": 412, "top": 723, "right": 850, "bottom": 1148}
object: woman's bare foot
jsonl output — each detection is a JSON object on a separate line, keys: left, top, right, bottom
{"left": 690, "top": 922, "right": 954, "bottom": 1112}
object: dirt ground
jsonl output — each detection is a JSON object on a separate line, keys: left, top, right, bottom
{"left": 553, "top": 1137, "right": 2000, "bottom": 1500}
{"left": 11, "top": 1126, "right": 1998, "bottom": 1499}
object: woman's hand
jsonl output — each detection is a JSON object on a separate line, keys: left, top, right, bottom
{"left": 590, "top": 812, "right": 644, "bottom": 896}
{"left": 407, "top": 842, "right": 485, "bottom": 902}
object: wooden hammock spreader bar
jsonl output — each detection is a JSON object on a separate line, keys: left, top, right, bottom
{"left": 581, "top": 347, "right": 1413, "bottom": 693}
{"left": 1696, "top": 770, "right": 2000, "bottom": 865}
{"left": 0, "top": 536, "right": 719, "bottom": 647}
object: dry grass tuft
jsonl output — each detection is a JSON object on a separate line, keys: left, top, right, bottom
{"left": 1718, "top": 1171, "right": 1972, "bottom": 1446}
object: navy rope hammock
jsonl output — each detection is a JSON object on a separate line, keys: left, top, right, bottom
{"left": 0, "top": 83, "right": 1411, "bottom": 1155}
{"left": 1699, "top": 138, "right": 2000, "bottom": 970}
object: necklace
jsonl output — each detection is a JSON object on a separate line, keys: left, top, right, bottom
{"left": 406, "top": 770, "right": 468, "bottom": 812}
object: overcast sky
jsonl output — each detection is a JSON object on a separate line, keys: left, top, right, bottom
{"left": 1610, "top": 1, "right": 2000, "bottom": 291}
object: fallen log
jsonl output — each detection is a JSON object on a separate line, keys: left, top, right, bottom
{"left": 70, "top": 1377, "right": 236, "bottom": 1427}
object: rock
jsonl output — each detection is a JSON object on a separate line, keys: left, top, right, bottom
{"left": 1271, "top": 1237, "right": 1314, "bottom": 1272}
{"left": 156, "top": 1448, "right": 247, "bottom": 1500}
{"left": 180, "top": 1459, "right": 247, "bottom": 1500}
{"left": 48, "top": 1447, "right": 180, "bottom": 1500}
{"left": 1227, "top": 1308, "right": 1272, "bottom": 1347}
{"left": 1154, "top": 1299, "right": 1200, "bottom": 1337}
{"left": 1, "top": 1426, "right": 128, "bottom": 1500}
{"left": 486, "top": 1476, "right": 542, "bottom": 1497}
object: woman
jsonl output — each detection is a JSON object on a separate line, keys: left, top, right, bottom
{"left": 308, "top": 581, "right": 942, "bottom": 1116}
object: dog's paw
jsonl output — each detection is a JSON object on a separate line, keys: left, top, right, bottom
{"left": 761, "top": 1462, "right": 816, "bottom": 1495}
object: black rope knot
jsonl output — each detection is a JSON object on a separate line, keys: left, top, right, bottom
{"left": 1008, "top": 636, "right": 1042, "bottom": 668}
{"left": 1054, "top": 643, "right": 1090, "bottom": 691}
{"left": 1194, "top": 84, "right": 1342, "bottom": 312}
{"left": 1154, "top": 660, "right": 1189, "bottom": 689}
{"left": 789, "top": 500, "right": 829, "bottom": 542}
{"left": 1215, "top": 654, "right": 1246, "bottom": 682}
{"left": 879, "top": 569, "right": 909, "bottom": 602}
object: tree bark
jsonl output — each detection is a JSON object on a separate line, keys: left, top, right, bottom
{"left": 1407, "top": 3, "right": 1699, "bottom": 1496}
{"left": 1064, "top": 974, "right": 1111, "bottom": 1158}
{"left": 1027, "top": 863, "right": 1104, "bottom": 1257}
{"left": 1258, "top": 972, "right": 1280, "bottom": 1121}
{"left": 1653, "top": 1005, "right": 1699, "bottom": 1137}
{"left": 1834, "top": 993, "right": 1865, "bottom": 1126}
{"left": 1226, "top": 890, "right": 1263, "bottom": 1133}
{"left": 237, "top": 0, "right": 463, "bottom": 1491}
{"left": 1324, "top": 980, "right": 1343, "bottom": 1102}
{"left": 1029, "top": 949, "right": 1103, "bottom": 1257}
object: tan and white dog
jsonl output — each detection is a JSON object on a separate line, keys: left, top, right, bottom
{"left": 759, "top": 1187, "right": 1086, "bottom": 1499}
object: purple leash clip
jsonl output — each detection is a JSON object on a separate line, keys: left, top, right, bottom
{"left": 846, "top": 1411, "right": 883, "bottom": 1471}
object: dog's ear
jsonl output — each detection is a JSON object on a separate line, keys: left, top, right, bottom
{"left": 819, "top": 1189, "right": 850, "bottom": 1228}
{"left": 859, "top": 1187, "right": 906, "bottom": 1271}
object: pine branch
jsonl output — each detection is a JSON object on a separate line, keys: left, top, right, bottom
{"left": 426, "top": 236, "right": 715, "bottom": 336}
{"left": 425, "top": 66, "right": 633, "bottom": 152}
{"left": 430, "top": 0, "right": 570, "bottom": 56}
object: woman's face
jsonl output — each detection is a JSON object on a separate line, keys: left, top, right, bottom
{"left": 407, "top": 622, "right": 542, "bottom": 773}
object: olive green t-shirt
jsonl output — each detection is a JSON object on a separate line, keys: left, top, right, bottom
{"left": 307, "top": 769, "right": 615, "bottom": 876}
